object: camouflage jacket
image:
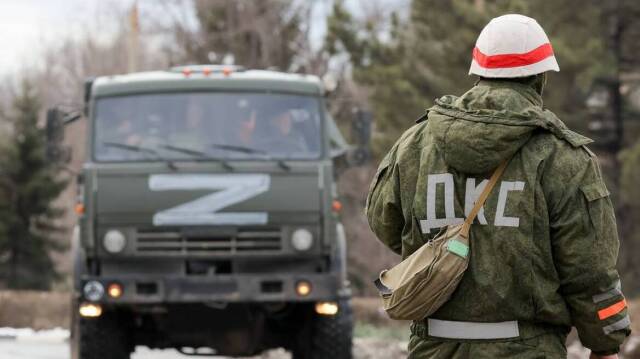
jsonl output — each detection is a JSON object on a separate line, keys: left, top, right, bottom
{"left": 366, "top": 79, "right": 630, "bottom": 354}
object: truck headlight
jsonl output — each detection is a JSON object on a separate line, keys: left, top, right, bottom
{"left": 83, "top": 281, "right": 104, "bottom": 302}
{"left": 103, "top": 230, "right": 126, "bottom": 253}
{"left": 291, "top": 228, "right": 313, "bottom": 251}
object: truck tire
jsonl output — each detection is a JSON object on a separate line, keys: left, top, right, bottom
{"left": 293, "top": 300, "right": 353, "bottom": 359}
{"left": 74, "top": 311, "right": 131, "bottom": 359}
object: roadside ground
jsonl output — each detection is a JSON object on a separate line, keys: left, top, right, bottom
{"left": 0, "top": 292, "right": 638, "bottom": 358}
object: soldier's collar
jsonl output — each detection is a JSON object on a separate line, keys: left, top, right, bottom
{"left": 416, "top": 110, "right": 429, "bottom": 123}
{"left": 476, "top": 79, "right": 544, "bottom": 108}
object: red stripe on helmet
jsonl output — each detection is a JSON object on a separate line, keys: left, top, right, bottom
{"left": 473, "top": 43, "right": 554, "bottom": 69}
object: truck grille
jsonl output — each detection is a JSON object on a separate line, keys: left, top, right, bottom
{"left": 135, "top": 228, "right": 282, "bottom": 254}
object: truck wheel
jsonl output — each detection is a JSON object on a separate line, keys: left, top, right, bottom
{"left": 293, "top": 300, "right": 353, "bottom": 359}
{"left": 73, "top": 310, "right": 131, "bottom": 359}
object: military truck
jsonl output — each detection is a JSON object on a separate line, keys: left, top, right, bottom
{"left": 49, "top": 65, "right": 368, "bottom": 359}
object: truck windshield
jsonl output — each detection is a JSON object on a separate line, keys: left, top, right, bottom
{"left": 93, "top": 92, "right": 322, "bottom": 162}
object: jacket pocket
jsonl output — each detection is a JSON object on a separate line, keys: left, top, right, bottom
{"left": 580, "top": 181, "right": 613, "bottom": 241}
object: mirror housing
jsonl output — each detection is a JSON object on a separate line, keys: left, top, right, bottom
{"left": 351, "top": 109, "right": 372, "bottom": 146}
{"left": 46, "top": 108, "right": 65, "bottom": 144}
{"left": 45, "top": 108, "right": 76, "bottom": 163}
{"left": 346, "top": 148, "right": 370, "bottom": 167}
{"left": 347, "top": 108, "right": 372, "bottom": 166}
{"left": 84, "top": 78, "right": 95, "bottom": 116}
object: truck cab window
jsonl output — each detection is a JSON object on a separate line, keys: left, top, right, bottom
{"left": 94, "top": 93, "right": 322, "bottom": 162}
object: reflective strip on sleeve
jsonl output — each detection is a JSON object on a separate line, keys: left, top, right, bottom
{"left": 598, "top": 299, "right": 627, "bottom": 320}
{"left": 603, "top": 315, "right": 631, "bottom": 335}
{"left": 592, "top": 280, "right": 622, "bottom": 303}
{"left": 427, "top": 319, "right": 519, "bottom": 339}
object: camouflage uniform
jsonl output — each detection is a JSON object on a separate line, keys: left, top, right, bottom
{"left": 366, "top": 78, "right": 630, "bottom": 357}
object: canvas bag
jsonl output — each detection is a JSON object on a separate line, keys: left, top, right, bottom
{"left": 374, "top": 160, "right": 509, "bottom": 320}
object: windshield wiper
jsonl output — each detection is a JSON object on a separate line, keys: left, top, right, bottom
{"left": 103, "top": 141, "right": 156, "bottom": 155}
{"left": 209, "top": 143, "right": 267, "bottom": 155}
{"left": 208, "top": 143, "right": 290, "bottom": 171}
{"left": 102, "top": 141, "right": 178, "bottom": 170}
{"left": 159, "top": 144, "right": 206, "bottom": 157}
{"left": 159, "top": 144, "right": 234, "bottom": 171}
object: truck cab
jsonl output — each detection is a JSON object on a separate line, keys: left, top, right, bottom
{"left": 64, "top": 66, "right": 357, "bottom": 359}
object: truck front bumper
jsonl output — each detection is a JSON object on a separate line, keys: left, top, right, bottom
{"left": 80, "top": 272, "right": 342, "bottom": 304}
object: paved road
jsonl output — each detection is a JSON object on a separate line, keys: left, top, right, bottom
{"left": 0, "top": 341, "right": 223, "bottom": 359}
{"left": 0, "top": 328, "right": 285, "bottom": 359}
{"left": 0, "top": 341, "right": 298, "bottom": 359}
{"left": 1, "top": 335, "right": 619, "bottom": 359}
{"left": 0, "top": 328, "right": 294, "bottom": 359}
{"left": 0, "top": 338, "right": 409, "bottom": 359}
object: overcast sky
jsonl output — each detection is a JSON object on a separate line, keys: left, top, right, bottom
{"left": 0, "top": 0, "right": 190, "bottom": 76}
{"left": 0, "top": 0, "right": 407, "bottom": 77}
{"left": 0, "top": 0, "right": 99, "bottom": 74}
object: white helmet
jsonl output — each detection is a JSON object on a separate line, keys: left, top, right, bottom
{"left": 469, "top": 14, "right": 560, "bottom": 78}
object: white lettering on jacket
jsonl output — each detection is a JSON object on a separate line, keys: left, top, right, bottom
{"left": 419, "top": 174, "right": 525, "bottom": 234}
{"left": 495, "top": 181, "right": 526, "bottom": 227}
{"left": 420, "top": 173, "right": 464, "bottom": 233}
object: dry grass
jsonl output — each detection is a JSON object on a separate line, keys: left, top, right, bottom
{"left": 0, "top": 291, "right": 70, "bottom": 330}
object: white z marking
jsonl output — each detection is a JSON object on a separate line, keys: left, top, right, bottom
{"left": 149, "top": 174, "right": 270, "bottom": 226}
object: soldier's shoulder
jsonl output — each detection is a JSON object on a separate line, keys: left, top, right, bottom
{"left": 392, "top": 118, "right": 429, "bottom": 153}
{"left": 527, "top": 125, "right": 597, "bottom": 182}
{"left": 529, "top": 108, "right": 595, "bottom": 159}
{"left": 376, "top": 121, "right": 425, "bottom": 168}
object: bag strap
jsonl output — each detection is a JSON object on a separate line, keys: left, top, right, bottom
{"left": 460, "top": 160, "right": 510, "bottom": 239}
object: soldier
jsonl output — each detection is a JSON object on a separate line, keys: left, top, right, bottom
{"left": 235, "top": 105, "right": 258, "bottom": 148}
{"left": 366, "top": 14, "right": 630, "bottom": 359}
{"left": 258, "top": 109, "right": 308, "bottom": 155}
{"left": 169, "top": 97, "right": 209, "bottom": 151}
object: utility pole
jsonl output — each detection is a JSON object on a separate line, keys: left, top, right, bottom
{"left": 128, "top": 2, "right": 140, "bottom": 73}
{"left": 599, "top": 0, "right": 625, "bottom": 189}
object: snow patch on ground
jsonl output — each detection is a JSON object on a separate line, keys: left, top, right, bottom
{"left": 0, "top": 327, "right": 69, "bottom": 343}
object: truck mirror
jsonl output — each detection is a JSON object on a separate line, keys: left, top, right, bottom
{"left": 347, "top": 147, "right": 370, "bottom": 166}
{"left": 46, "top": 108, "right": 73, "bottom": 163}
{"left": 46, "top": 108, "right": 65, "bottom": 144}
{"left": 347, "top": 108, "right": 372, "bottom": 166}
{"left": 84, "top": 78, "right": 95, "bottom": 116}
{"left": 351, "top": 109, "right": 372, "bottom": 146}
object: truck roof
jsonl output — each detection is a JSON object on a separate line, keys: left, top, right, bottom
{"left": 91, "top": 66, "right": 325, "bottom": 98}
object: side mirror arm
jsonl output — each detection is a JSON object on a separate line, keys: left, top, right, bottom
{"left": 63, "top": 111, "right": 83, "bottom": 125}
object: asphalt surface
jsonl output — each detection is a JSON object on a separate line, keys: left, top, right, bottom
{"left": 0, "top": 338, "right": 410, "bottom": 359}
{"left": 3, "top": 332, "right": 624, "bottom": 359}
{"left": 0, "top": 339, "right": 591, "bottom": 359}
{"left": 0, "top": 341, "right": 614, "bottom": 359}
{"left": 0, "top": 342, "right": 207, "bottom": 359}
